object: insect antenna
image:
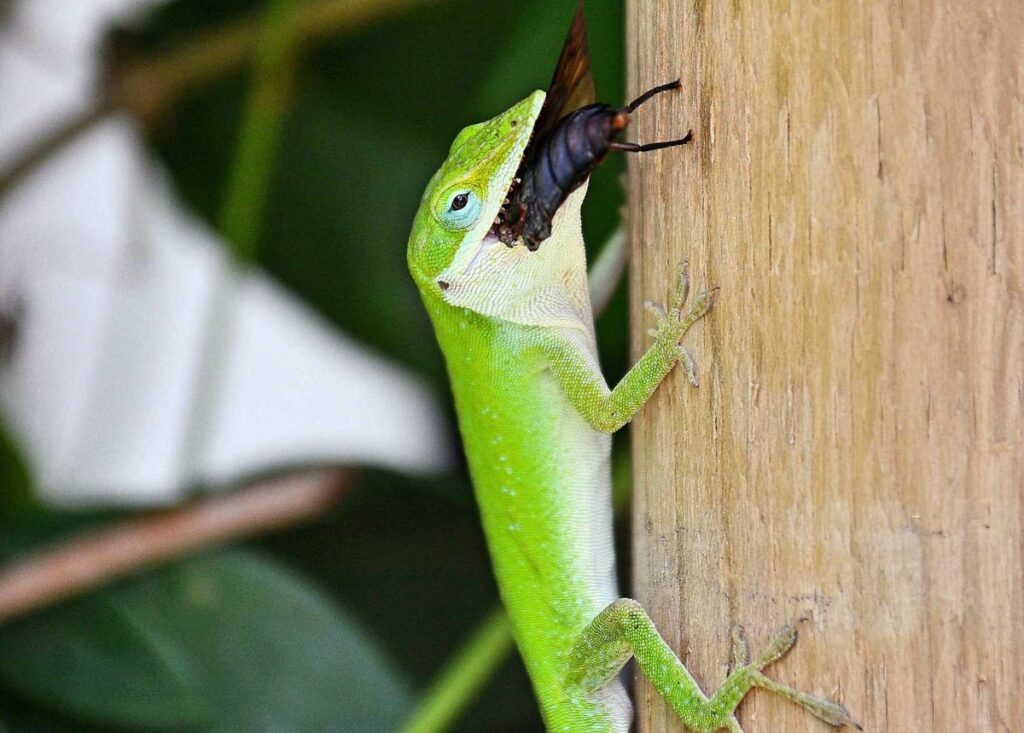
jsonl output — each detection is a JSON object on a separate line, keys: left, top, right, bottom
{"left": 626, "top": 79, "right": 682, "bottom": 112}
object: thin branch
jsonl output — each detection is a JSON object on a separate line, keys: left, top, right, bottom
{"left": 0, "top": 469, "right": 350, "bottom": 624}
{"left": 0, "top": 0, "right": 429, "bottom": 197}
{"left": 109, "top": 0, "right": 429, "bottom": 121}
{"left": 0, "top": 104, "right": 111, "bottom": 200}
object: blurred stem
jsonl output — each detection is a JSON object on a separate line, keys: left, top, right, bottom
{"left": 398, "top": 609, "right": 514, "bottom": 733}
{"left": 218, "top": 0, "right": 301, "bottom": 261}
{"left": 0, "top": 470, "right": 350, "bottom": 625}
{"left": 0, "top": 0, "right": 430, "bottom": 199}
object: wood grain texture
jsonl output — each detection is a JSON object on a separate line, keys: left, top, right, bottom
{"left": 626, "top": 2, "right": 1023, "bottom": 731}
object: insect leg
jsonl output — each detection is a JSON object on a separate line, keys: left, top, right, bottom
{"left": 610, "top": 129, "right": 694, "bottom": 153}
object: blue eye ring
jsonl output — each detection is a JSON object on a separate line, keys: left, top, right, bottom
{"left": 438, "top": 188, "right": 481, "bottom": 230}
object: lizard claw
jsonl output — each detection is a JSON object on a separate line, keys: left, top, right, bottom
{"left": 678, "top": 345, "right": 699, "bottom": 387}
{"left": 730, "top": 624, "right": 751, "bottom": 669}
{"left": 643, "top": 298, "right": 667, "bottom": 320}
{"left": 670, "top": 259, "right": 690, "bottom": 316}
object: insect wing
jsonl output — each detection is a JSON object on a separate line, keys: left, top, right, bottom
{"left": 532, "top": 1, "right": 596, "bottom": 146}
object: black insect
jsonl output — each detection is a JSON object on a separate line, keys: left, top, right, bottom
{"left": 495, "top": 3, "right": 693, "bottom": 251}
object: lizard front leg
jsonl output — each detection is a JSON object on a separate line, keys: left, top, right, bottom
{"left": 566, "top": 599, "right": 856, "bottom": 733}
{"left": 545, "top": 260, "right": 716, "bottom": 434}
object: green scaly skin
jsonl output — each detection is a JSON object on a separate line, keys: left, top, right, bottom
{"left": 407, "top": 91, "right": 856, "bottom": 732}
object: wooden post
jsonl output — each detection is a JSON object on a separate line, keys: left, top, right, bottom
{"left": 626, "top": 2, "right": 1023, "bottom": 731}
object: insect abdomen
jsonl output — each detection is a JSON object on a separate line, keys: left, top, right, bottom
{"left": 516, "top": 104, "right": 626, "bottom": 249}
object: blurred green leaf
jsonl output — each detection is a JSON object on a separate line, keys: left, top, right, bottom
{"left": 0, "top": 691, "right": 105, "bottom": 733}
{"left": 0, "top": 550, "right": 410, "bottom": 731}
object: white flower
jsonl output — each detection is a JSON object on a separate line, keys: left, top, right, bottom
{"left": 0, "top": 0, "right": 450, "bottom": 506}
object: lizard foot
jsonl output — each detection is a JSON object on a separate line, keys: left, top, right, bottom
{"left": 715, "top": 620, "right": 860, "bottom": 731}
{"left": 644, "top": 259, "right": 718, "bottom": 386}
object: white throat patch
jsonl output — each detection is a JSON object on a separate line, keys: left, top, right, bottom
{"left": 438, "top": 184, "right": 595, "bottom": 340}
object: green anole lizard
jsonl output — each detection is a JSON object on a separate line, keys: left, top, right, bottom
{"left": 406, "top": 13, "right": 856, "bottom": 733}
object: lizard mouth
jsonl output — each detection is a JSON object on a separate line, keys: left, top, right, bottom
{"left": 484, "top": 97, "right": 543, "bottom": 246}
{"left": 488, "top": 142, "right": 531, "bottom": 244}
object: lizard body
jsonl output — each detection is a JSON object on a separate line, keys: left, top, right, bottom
{"left": 407, "top": 91, "right": 854, "bottom": 733}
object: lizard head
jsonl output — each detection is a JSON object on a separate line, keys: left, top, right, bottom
{"left": 407, "top": 90, "right": 544, "bottom": 295}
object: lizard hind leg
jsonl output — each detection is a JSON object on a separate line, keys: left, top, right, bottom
{"left": 566, "top": 598, "right": 857, "bottom": 733}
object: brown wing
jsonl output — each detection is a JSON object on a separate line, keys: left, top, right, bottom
{"left": 531, "top": 1, "right": 596, "bottom": 142}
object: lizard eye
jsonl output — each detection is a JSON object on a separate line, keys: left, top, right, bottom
{"left": 438, "top": 189, "right": 481, "bottom": 230}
